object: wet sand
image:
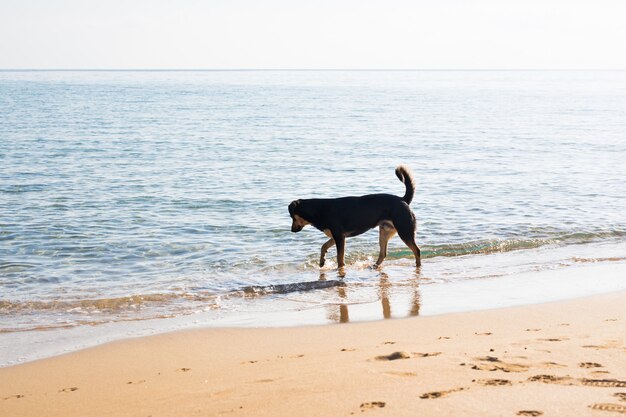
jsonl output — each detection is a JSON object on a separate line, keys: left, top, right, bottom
{"left": 4, "top": 259, "right": 626, "bottom": 368}
{"left": 1, "top": 290, "right": 625, "bottom": 417}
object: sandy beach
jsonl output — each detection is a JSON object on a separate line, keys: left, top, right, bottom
{"left": 3, "top": 0, "right": 626, "bottom": 413}
{"left": 1, "top": 290, "right": 625, "bottom": 417}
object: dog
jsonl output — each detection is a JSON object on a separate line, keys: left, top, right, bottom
{"left": 288, "top": 166, "right": 421, "bottom": 268}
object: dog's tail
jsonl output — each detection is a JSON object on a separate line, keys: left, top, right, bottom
{"left": 395, "top": 165, "right": 415, "bottom": 205}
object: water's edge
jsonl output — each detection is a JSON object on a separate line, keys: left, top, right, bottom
{"left": 2, "top": 254, "right": 625, "bottom": 368}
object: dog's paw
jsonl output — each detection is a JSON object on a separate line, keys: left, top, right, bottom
{"left": 319, "top": 259, "right": 325, "bottom": 267}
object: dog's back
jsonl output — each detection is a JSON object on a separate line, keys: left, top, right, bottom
{"left": 298, "top": 194, "right": 406, "bottom": 237}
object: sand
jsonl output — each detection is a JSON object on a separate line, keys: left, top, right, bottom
{"left": 1, "top": 291, "right": 625, "bottom": 417}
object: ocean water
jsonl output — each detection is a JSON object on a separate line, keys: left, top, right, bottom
{"left": 1, "top": 70, "right": 626, "bottom": 363}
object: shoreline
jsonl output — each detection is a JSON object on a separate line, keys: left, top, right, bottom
{"left": 2, "top": 259, "right": 626, "bottom": 368}
{"left": 1, "top": 289, "right": 625, "bottom": 416}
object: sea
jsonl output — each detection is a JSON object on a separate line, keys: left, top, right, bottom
{"left": 1, "top": 70, "right": 626, "bottom": 366}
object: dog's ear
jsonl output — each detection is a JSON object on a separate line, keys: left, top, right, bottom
{"left": 288, "top": 199, "right": 301, "bottom": 215}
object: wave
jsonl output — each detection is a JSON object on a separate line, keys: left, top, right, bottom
{"left": 0, "top": 184, "right": 48, "bottom": 194}
{"left": 0, "top": 262, "right": 37, "bottom": 272}
{"left": 388, "top": 230, "right": 626, "bottom": 260}
{"left": 0, "top": 280, "right": 349, "bottom": 333}
{"left": 0, "top": 313, "right": 183, "bottom": 334}
{"left": 0, "top": 292, "right": 217, "bottom": 315}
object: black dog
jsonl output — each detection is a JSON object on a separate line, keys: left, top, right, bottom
{"left": 288, "top": 166, "right": 421, "bottom": 268}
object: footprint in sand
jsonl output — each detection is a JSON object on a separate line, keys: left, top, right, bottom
{"left": 470, "top": 356, "right": 528, "bottom": 373}
{"left": 359, "top": 401, "right": 386, "bottom": 411}
{"left": 474, "top": 378, "right": 512, "bottom": 386}
{"left": 538, "top": 337, "right": 569, "bottom": 342}
{"left": 59, "top": 387, "right": 78, "bottom": 393}
{"left": 527, "top": 375, "right": 574, "bottom": 385}
{"left": 384, "top": 371, "right": 417, "bottom": 377}
{"left": 252, "top": 379, "right": 275, "bottom": 384}
{"left": 583, "top": 340, "right": 622, "bottom": 350}
{"left": 580, "top": 362, "right": 603, "bottom": 368}
{"left": 375, "top": 351, "right": 411, "bottom": 361}
{"left": 589, "top": 403, "right": 626, "bottom": 414}
{"left": 177, "top": 368, "right": 191, "bottom": 372}
{"left": 3, "top": 394, "right": 25, "bottom": 400}
{"left": 517, "top": 411, "right": 543, "bottom": 416}
{"left": 419, "top": 387, "right": 467, "bottom": 399}
{"left": 412, "top": 352, "right": 442, "bottom": 358}
{"left": 126, "top": 380, "right": 146, "bottom": 385}
{"left": 582, "top": 379, "right": 626, "bottom": 388}
{"left": 474, "top": 332, "right": 492, "bottom": 336}
{"left": 477, "top": 355, "right": 500, "bottom": 362}
{"left": 614, "top": 393, "right": 626, "bottom": 402}
{"left": 538, "top": 361, "right": 567, "bottom": 369}
{"left": 527, "top": 375, "right": 626, "bottom": 388}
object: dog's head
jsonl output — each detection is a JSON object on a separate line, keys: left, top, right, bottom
{"left": 288, "top": 199, "right": 310, "bottom": 232}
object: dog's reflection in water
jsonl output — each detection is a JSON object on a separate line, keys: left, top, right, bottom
{"left": 322, "top": 269, "right": 421, "bottom": 324}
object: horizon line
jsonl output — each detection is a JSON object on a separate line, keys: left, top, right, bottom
{"left": 1, "top": 68, "right": 626, "bottom": 72}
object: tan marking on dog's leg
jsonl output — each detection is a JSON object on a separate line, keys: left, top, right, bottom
{"left": 335, "top": 235, "right": 346, "bottom": 268}
{"left": 401, "top": 237, "right": 421, "bottom": 267}
{"left": 320, "top": 238, "right": 334, "bottom": 267}
{"left": 376, "top": 224, "right": 396, "bottom": 266}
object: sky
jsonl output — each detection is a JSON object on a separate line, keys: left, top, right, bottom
{"left": 1, "top": 0, "right": 625, "bottom": 69}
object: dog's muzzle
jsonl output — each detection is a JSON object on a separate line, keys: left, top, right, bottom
{"left": 291, "top": 224, "right": 303, "bottom": 233}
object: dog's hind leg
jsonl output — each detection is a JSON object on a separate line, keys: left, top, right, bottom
{"left": 399, "top": 234, "right": 421, "bottom": 267}
{"left": 320, "top": 238, "right": 334, "bottom": 267}
{"left": 394, "top": 211, "right": 421, "bottom": 267}
{"left": 376, "top": 221, "right": 396, "bottom": 266}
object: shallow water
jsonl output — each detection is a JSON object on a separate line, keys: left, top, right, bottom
{"left": 1, "top": 70, "right": 626, "bottom": 363}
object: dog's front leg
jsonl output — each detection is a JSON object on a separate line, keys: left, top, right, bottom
{"left": 332, "top": 231, "right": 346, "bottom": 268}
{"left": 319, "top": 238, "right": 334, "bottom": 267}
